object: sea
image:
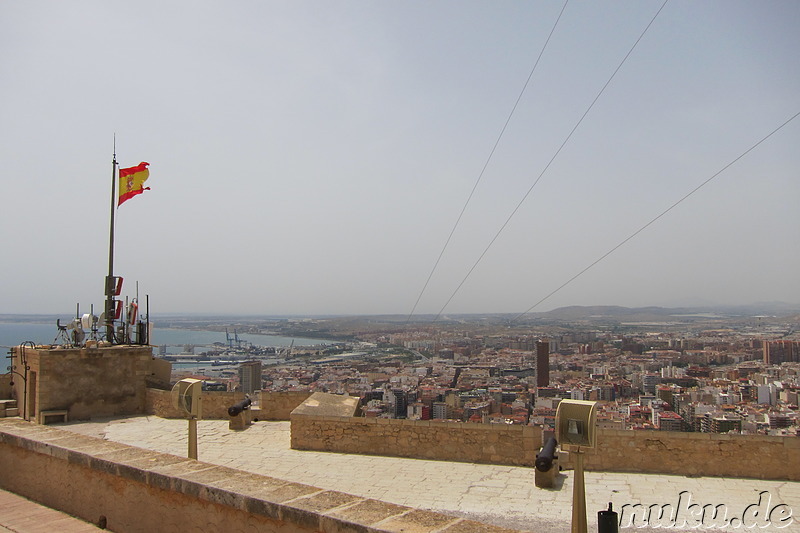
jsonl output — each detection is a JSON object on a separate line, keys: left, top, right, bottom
{"left": 0, "top": 321, "right": 335, "bottom": 355}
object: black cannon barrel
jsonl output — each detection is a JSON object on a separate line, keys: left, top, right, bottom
{"left": 535, "top": 436, "right": 558, "bottom": 472}
{"left": 228, "top": 397, "right": 252, "bottom": 417}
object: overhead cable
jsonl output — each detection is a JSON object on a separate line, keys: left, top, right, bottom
{"left": 405, "top": 0, "right": 570, "bottom": 324}
{"left": 511, "top": 109, "right": 800, "bottom": 323}
{"left": 431, "top": 0, "right": 670, "bottom": 321}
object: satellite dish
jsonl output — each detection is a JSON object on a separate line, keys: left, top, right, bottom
{"left": 171, "top": 378, "right": 203, "bottom": 418}
{"left": 74, "top": 329, "right": 86, "bottom": 345}
{"left": 67, "top": 318, "right": 85, "bottom": 345}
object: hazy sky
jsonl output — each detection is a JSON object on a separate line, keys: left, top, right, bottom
{"left": 1, "top": 1, "right": 798, "bottom": 316}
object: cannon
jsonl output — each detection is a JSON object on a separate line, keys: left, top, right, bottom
{"left": 534, "top": 436, "right": 559, "bottom": 488}
{"left": 535, "top": 436, "right": 558, "bottom": 472}
{"left": 228, "top": 397, "right": 252, "bottom": 417}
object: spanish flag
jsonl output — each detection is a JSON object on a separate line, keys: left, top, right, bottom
{"left": 118, "top": 162, "right": 150, "bottom": 206}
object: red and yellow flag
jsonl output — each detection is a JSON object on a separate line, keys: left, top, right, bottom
{"left": 118, "top": 162, "right": 150, "bottom": 206}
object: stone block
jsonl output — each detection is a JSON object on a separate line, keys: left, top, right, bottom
{"left": 783, "top": 438, "right": 800, "bottom": 450}
{"left": 291, "top": 392, "right": 360, "bottom": 418}
{"left": 325, "top": 498, "right": 409, "bottom": 527}
{"left": 229, "top": 413, "right": 248, "bottom": 431}
{"left": 534, "top": 463, "right": 558, "bottom": 488}
{"left": 39, "top": 410, "right": 69, "bottom": 425}
{"left": 378, "top": 509, "right": 460, "bottom": 532}
{"left": 440, "top": 520, "right": 521, "bottom": 532}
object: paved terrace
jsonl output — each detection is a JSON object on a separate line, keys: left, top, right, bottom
{"left": 55, "top": 416, "right": 799, "bottom": 533}
{"left": 0, "top": 488, "right": 102, "bottom": 532}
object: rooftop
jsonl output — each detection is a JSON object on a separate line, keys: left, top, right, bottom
{"left": 44, "top": 416, "right": 798, "bottom": 533}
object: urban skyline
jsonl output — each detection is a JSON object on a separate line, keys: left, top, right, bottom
{"left": 155, "top": 310, "right": 800, "bottom": 439}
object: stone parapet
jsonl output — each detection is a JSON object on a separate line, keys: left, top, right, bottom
{"left": 258, "top": 391, "right": 314, "bottom": 420}
{"left": 11, "top": 345, "right": 156, "bottom": 422}
{"left": 291, "top": 415, "right": 541, "bottom": 467}
{"left": 147, "top": 389, "right": 312, "bottom": 420}
{"left": 0, "top": 418, "right": 520, "bottom": 533}
{"left": 291, "top": 414, "right": 798, "bottom": 480}
{"left": 581, "top": 428, "right": 798, "bottom": 480}
{"left": 146, "top": 388, "right": 248, "bottom": 419}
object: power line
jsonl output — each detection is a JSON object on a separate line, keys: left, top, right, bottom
{"left": 405, "top": 0, "right": 570, "bottom": 324}
{"left": 510, "top": 109, "right": 800, "bottom": 323}
{"left": 431, "top": 0, "right": 669, "bottom": 322}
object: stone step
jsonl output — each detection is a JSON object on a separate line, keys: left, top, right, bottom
{"left": 0, "top": 400, "right": 18, "bottom": 418}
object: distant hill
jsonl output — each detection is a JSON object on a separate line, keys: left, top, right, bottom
{"left": 537, "top": 305, "right": 673, "bottom": 320}
{"left": 535, "top": 303, "right": 800, "bottom": 322}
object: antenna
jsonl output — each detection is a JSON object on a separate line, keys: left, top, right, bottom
{"left": 90, "top": 304, "right": 98, "bottom": 341}
{"left": 145, "top": 294, "right": 150, "bottom": 345}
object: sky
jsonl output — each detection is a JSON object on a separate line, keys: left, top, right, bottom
{"left": 1, "top": 1, "right": 798, "bottom": 317}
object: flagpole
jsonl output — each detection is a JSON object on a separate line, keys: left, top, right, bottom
{"left": 106, "top": 138, "right": 118, "bottom": 343}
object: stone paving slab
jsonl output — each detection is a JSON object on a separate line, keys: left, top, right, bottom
{"left": 59, "top": 416, "right": 800, "bottom": 532}
{"left": 0, "top": 488, "right": 102, "bottom": 532}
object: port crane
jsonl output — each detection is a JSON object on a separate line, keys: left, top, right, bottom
{"left": 225, "top": 328, "right": 248, "bottom": 349}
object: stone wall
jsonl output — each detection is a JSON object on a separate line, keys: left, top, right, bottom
{"left": 257, "top": 391, "right": 314, "bottom": 420}
{"left": 11, "top": 345, "right": 156, "bottom": 422}
{"left": 0, "top": 418, "right": 516, "bottom": 533}
{"left": 290, "top": 416, "right": 799, "bottom": 480}
{"left": 0, "top": 375, "right": 10, "bottom": 399}
{"left": 291, "top": 415, "right": 541, "bottom": 467}
{"left": 147, "top": 389, "right": 312, "bottom": 420}
{"left": 146, "top": 388, "right": 246, "bottom": 419}
{"left": 581, "top": 429, "right": 799, "bottom": 481}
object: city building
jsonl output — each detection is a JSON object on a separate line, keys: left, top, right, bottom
{"left": 392, "top": 389, "right": 408, "bottom": 419}
{"left": 431, "top": 401, "right": 450, "bottom": 420}
{"left": 536, "top": 339, "right": 549, "bottom": 388}
{"left": 656, "top": 411, "right": 686, "bottom": 432}
{"left": 238, "top": 360, "right": 262, "bottom": 395}
{"left": 763, "top": 340, "right": 800, "bottom": 364}
{"left": 710, "top": 414, "right": 742, "bottom": 434}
